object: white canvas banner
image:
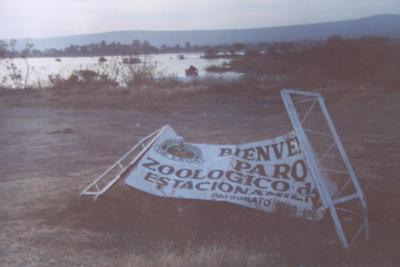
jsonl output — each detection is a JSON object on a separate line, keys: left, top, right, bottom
{"left": 125, "top": 125, "right": 326, "bottom": 220}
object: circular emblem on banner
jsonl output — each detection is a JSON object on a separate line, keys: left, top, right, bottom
{"left": 155, "top": 139, "right": 203, "bottom": 163}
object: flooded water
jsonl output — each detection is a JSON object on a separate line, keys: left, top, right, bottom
{"left": 0, "top": 52, "right": 242, "bottom": 88}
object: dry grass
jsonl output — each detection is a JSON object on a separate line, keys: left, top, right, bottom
{"left": 119, "top": 243, "right": 276, "bottom": 267}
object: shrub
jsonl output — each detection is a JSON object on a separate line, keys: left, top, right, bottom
{"left": 205, "top": 64, "right": 230, "bottom": 73}
{"left": 121, "top": 59, "right": 161, "bottom": 87}
{"left": 122, "top": 57, "right": 141, "bottom": 64}
{"left": 230, "top": 37, "right": 400, "bottom": 87}
{"left": 202, "top": 48, "right": 219, "bottom": 58}
{"left": 49, "top": 69, "right": 117, "bottom": 91}
{"left": 98, "top": 56, "right": 107, "bottom": 63}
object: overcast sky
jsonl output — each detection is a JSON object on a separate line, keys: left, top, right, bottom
{"left": 1, "top": 0, "right": 400, "bottom": 39}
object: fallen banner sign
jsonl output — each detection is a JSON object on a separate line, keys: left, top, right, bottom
{"left": 124, "top": 125, "right": 332, "bottom": 221}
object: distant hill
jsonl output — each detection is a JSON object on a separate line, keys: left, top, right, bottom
{"left": 17, "top": 14, "right": 400, "bottom": 50}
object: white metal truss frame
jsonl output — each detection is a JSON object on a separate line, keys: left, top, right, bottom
{"left": 80, "top": 125, "right": 168, "bottom": 200}
{"left": 79, "top": 90, "right": 368, "bottom": 248}
{"left": 281, "top": 89, "right": 369, "bottom": 249}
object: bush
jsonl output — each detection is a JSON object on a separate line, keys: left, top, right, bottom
{"left": 121, "top": 59, "right": 161, "bottom": 87}
{"left": 202, "top": 48, "right": 219, "bottom": 58}
{"left": 230, "top": 37, "right": 400, "bottom": 87}
{"left": 122, "top": 57, "right": 141, "bottom": 64}
{"left": 98, "top": 56, "right": 107, "bottom": 63}
{"left": 244, "top": 49, "right": 260, "bottom": 58}
{"left": 49, "top": 69, "right": 117, "bottom": 91}
{"left": 205, "top": 64, "right": 230, "bottom": 73}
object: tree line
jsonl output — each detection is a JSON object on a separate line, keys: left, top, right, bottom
{"left": 0, "top": 37, "right": 312, "bottom": 58}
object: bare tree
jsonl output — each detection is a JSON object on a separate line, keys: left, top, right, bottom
{"left": 2, "top": 39, "right": 34, "bottom": 88}
{"left": 21, "top": 39, "right": 34, "bottom": 88}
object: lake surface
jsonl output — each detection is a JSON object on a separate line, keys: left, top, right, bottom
{"left": 0, "top": 52, "right": 242, "bottom": 88}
